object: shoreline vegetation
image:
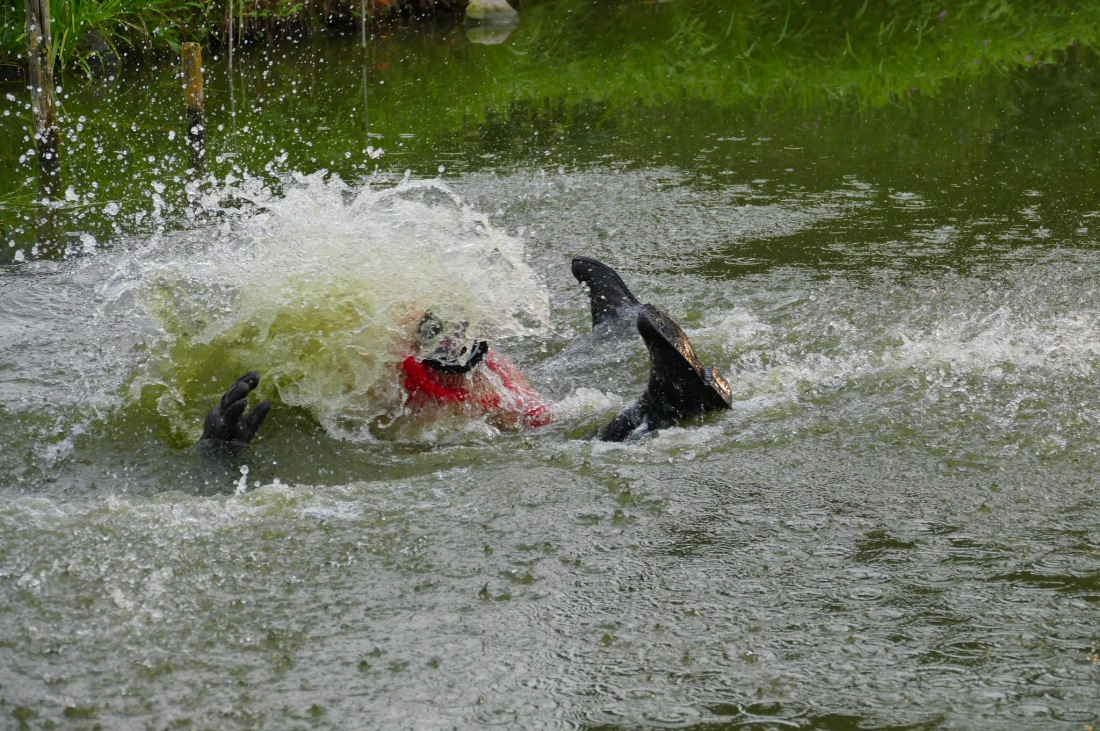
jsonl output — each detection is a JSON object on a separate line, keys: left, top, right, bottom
{"left": 0, "top": 0, "right": 465, "bottom": 78}
{"left": 0, "top": 1, "right": 1095, "bottom": 109}
{"left": 2, "top": 1, "right": 1100, "bottom": 261}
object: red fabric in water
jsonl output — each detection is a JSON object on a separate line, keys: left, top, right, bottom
{"left": 484, "top": 351, "right": 553, "bottom": 427}
{"left": 401, "top": 355, "right": 469, "bottom": 404}
{"left": 400, "top": 350, "right": 552, "bottom": 428}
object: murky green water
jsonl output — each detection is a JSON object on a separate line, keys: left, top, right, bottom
{"left": 3, "top": 3, "right": 1100, "bottom": 729}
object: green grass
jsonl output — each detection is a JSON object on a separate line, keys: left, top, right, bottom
{"left": 51, "top": 0, "right": 198, "bottom": 75}
{"left": 3, "top": 0, "right": 1098, "bottom": 104}
{"left": 496, "top": 0, "right": 1100, "bottom": 111}
{"left": 0, "top": 0, "right": 457, "bottom": 74}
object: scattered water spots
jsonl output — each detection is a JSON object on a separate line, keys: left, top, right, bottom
{"left": 890, "top": 190, "right": 926, "bottom": 207}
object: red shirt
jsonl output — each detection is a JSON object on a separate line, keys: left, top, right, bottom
{"left": 400, "top": 349, "right": 552, "bottom": 429}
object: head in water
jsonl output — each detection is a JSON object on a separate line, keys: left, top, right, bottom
{"left": 413, "top": 311, "right": 489, "bottom": 374}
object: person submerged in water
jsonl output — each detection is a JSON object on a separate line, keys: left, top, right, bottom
{"left": 201, "top": 258, "right": 731, "bottom": 444}
{"left": 398, "top": 312, "right": 552, "bottom": 430}
{"left": 202, "top": 310, "right": 550, "bottom": 444}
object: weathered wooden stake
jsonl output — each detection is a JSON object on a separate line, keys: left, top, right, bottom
{"left": 181, "top": 42, "right": 205, "bottom": 167}
{"left": 25, "top": 0, "right": 61, "bottom": 195}
{"left": 361, "top": 0, "right": 368, "bottom": 50}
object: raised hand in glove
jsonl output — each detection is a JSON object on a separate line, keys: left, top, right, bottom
{"left": 201, "top": 371, "right": 271, "bottom": 443}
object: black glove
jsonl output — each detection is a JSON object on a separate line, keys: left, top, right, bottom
{"left": 201, "top": 371, "right": 271, "bottom": 443}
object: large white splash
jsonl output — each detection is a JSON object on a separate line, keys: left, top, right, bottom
{"left": 109, "top": 172, "right": 550, "bottom": 441}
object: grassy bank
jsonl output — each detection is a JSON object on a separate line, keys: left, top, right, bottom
{"left": 2, "top": 0, "right": 1097, "bottom": 102}
{"left": 0, "top": 0, "right": 462, "bottom": 75}
{"left": 505, "top": 0, "right": 1100, "bottom": 110}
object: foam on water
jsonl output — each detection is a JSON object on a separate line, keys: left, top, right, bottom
{"left": 888, "top": 306, "right": 1100, "bottom": 376}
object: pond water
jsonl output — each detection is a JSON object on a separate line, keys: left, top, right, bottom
{"left": 2, "top": 4, "right": 1100, "bottom": 729}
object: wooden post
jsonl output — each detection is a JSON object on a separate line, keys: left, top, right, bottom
{"left": 361, "top": 0, "right": 367, "bottom": 50}
{"left": 25, "top": 0, "right": 61, "bottom": 195}
{"left": 181, "top": 42, "right": 205, "bottom": 167}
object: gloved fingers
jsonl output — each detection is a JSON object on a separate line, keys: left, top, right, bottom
{"left": 201, "top": 409, "right": 223, "bottom": 440}
{"left": 201, "top": 372, "right": 269, "bottom": 443}
{"left": 220, "top": 371, "right": 259, "bottom": 408}
{"left": 243, "top": 400, "right": 271, "bottom": 438}
{"left": 221, "top": 397, "right": 249, "bottom": 427}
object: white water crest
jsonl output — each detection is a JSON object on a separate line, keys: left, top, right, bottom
{"left": 101, "top": 172, "right": 551, "bottom": 441}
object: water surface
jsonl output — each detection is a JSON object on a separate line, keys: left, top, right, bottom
{"left": 2, "top": 5, "right": 1100, "bottom": 729}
